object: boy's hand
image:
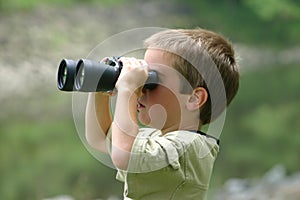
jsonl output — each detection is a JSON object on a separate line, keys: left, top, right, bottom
{"left": 116, "top": 57, "right": 148, "bottom": 96}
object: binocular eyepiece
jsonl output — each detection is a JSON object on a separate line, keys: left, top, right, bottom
{"left": 57, "top": 57, "right": 159, "bottom": 92}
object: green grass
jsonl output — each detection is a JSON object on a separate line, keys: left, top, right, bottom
{"left": 0, "top": 118, "right": 122, "bottom": 199}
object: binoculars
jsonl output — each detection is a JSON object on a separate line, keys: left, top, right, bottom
{"left": 57, "top": 57, "right": 159, "bottom": 92}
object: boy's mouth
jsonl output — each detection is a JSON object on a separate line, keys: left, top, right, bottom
{"left": 137, "top": 102, "right": 146, "bottom": 109}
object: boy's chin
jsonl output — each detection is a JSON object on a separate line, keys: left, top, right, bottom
{"left": 137, "top": 113, "right": 151, "bottom": 126}
{"left": 138, "top": 113, "right": 167, "bottom": 131}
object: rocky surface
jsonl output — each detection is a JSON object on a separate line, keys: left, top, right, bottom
{"left": 213, "top": 165, "right": 300, "bottom": 200}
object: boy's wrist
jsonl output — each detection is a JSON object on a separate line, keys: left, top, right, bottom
{"left": 117, "top": 86, "right": 135, "bottom": 95}
{"left": 117, "top": 86, "right": 142, "bottom": 98}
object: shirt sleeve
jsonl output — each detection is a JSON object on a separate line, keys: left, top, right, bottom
{"left": 127, "top": 128, "right": 199, "bottom": 173}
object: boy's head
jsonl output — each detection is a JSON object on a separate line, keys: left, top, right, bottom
{"left": 144, "top": 28, "right": 239, "bottom": 125}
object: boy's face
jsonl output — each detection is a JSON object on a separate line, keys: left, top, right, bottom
{"left": 137, "top": 49, "right": 186, "bottom": 132}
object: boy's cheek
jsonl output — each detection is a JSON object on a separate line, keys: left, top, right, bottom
{"left": 148, "top": 104, "right": 167, "bottom": 129}
{"left": 138, "top": 104, "right": 168, "bottom": 129}
{"left": 137, "top": 111, "right": 151, "bottom": 125}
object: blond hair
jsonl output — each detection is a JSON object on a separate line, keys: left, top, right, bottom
{"left": 144, "top": 28, "right": 239, "bottom": 124}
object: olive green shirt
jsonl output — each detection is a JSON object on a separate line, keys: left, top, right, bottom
{"left": 107, "top": 128, "right": 219, "bottom": 200}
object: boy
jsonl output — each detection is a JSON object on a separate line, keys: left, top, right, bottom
{"left": 85, "top": 28, "right": 239, "bottom": 199}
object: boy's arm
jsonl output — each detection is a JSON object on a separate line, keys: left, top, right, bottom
{"left": 111, "top": 88, "right": 139, "bottom": 169}
{"left": 111, "top": 58, "right": 148, "bottom": 170}
{"left": 85, "top": 92, "right": 112, "bottom": 153}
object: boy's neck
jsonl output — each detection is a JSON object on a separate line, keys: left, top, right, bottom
{"left": 160, "top": 123, "right": 202, "bottom": 135}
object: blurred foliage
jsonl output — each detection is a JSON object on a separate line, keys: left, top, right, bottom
{"left": 1, "top": 0, "right": 299, "bottom": 46}
{"left": 0, "top": 118, "right": 123, "bottom": 199}
{"left": 243, "top": 0, "right": 300, "bottom": 21}
{"left": 0, "top": 0, "right": 125, "bottom": 11}
{"left": 175, "top": 0, "right": 300, "bottom": 47}
{"left": 0, "top": 0, "right": 300, "bottom": 199}
{"left": 212, "top": 64, "right": 300, "bottom": 184}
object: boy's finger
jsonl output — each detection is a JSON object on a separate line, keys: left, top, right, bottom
{"left": 118, "top": 57, "right": 128, "bottom": 66}
{"left": 138, "top": 59, "right": 148, "bottom": 69}
{"left": 100, "top": 57, "right": 109, "bottom": 63}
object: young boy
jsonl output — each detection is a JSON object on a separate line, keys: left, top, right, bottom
{"left": 85, "top": 28, "right": 239, "bottom": 199}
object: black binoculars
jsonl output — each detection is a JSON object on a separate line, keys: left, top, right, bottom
{"left": 57, "top": 57, "right": 159, "bottom": 92}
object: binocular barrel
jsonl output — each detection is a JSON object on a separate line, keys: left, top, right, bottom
{"left": 57, "top": 58, "right": 159, "bottom": 92}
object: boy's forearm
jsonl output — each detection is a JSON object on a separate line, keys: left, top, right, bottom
{"left": 111, "top": 88, "right": 139, "bottom": 169}
{"left": 110, "top": 57, "right": 147, "bottom": 169}
{"left": 85, "top": 93, "right": 112, "bottom": 152}
{"left": 94, "top": 93, "right": 113, "bottom": 133}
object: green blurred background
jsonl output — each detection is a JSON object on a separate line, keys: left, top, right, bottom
{"left": 0, "top": 0, "right": 299, "bottom": 199}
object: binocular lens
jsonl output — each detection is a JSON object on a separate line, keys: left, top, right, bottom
{"left": 57, "top": 59, "right": 77, "bottom": 91}
{"left": 62, "top": 67, "right": 67, "bottom": 85}
{"left": 75, "top": 63, "right": 85, "bottom": 91}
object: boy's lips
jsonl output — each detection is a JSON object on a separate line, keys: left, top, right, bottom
{"left": 137, "top": 101, "right": 146, "bottom": 109}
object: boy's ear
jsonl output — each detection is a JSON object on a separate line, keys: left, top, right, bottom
{"left": 186, "top": 87, "right": 208, "bottom": 111}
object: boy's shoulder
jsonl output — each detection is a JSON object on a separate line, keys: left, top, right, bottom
{"left": 138, "top": 127, "right": 160, "bottom": 137}
{"left": 130, "top": 128, "right": 219, "bottom": 172}
{"left": 138, "top": 127, "right": 194, "bottom": 138}
{"left": 137, "top": 128, "right": 219, "bottom": 152}
{"left": 137, "top": 128, "right": 203, "bottom": 145}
